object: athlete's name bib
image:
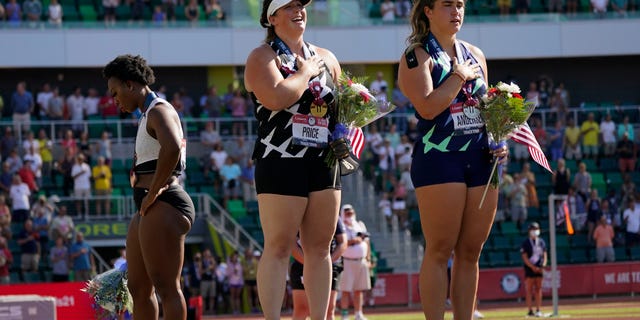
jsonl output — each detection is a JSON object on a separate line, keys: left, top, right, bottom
{"left": 449, "top": 102, "right": 484, "bottom": 135}
{"left": 292, "top": 114, "right": 329, "bottom": 148}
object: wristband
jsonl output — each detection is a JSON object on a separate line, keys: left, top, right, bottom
{"left": 451, "top": 70, "right": 466, "bottom": 84}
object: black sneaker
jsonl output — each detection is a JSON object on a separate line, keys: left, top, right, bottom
{"left": 527, "top": 310, "right": 535, "bottom": 316}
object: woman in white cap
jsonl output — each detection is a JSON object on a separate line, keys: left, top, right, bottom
{"left": 244, "top": 0, "right": 342, "bottom": 319}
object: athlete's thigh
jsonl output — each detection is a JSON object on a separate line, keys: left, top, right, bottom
{"left": 457, "top": 185, "right": 498, "bottom": 252}
{"left": 300, "top": 188, "right": 340, "bottom": 248}
{"left": 257, "top": 194, "right": 307, "bottom": 246}
{"left": 416, "top": 183, "right": 467, "bottom": 251}
{"left": 138, "top": 201, "right": 190, "bottom": 283}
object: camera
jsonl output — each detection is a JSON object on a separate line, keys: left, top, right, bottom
{"left": 357, "top": 232, "right": 370, "bottom": 239}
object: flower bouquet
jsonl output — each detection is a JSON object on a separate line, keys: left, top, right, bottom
{"left": 327, "top": 72, "right": 396, "bottom": 179}
{"left": 478, "top": 82, "right": 536, "bottom": 208}
{"left": 82, "top": 262, "right": 133, "bottom": 320}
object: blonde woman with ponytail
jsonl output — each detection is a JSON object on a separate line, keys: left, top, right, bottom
{"left": 398, "top": 0, "right": 508, "bottom": 319}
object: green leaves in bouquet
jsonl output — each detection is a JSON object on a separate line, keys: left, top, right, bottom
{"left": 480, "top": 89, "right": 535, "bottom": 142}
{"left": 335, "top": 72, "right": 380, "bottom": 128}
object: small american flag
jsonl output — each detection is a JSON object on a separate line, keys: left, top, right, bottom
{"left": 508, "top": 122, "right": 553, "bottom": 173}
{"left": 347, "top": 127, "right": 365, "bottom": 159}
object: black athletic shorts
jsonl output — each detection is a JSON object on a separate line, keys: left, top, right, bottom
{"left": 289, "top": 260, "right": 342, "bottom": 291}
{"left": 411, "top": 149, "right": 493, "bottom": 188}
{"left": 133, "top": 184, "right": 195, "bottom": 225}
{"left": 255, "top": 157, "right": 341, "bottom": 197}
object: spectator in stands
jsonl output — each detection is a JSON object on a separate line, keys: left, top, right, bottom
{"left": 549, "top": 88, "right": 568, "bottom": 123}
{"left": 616, "top": 132, "right": 636, "bottom": 174}
{"left": 621, "top": 173, "right": 636, "bottom": 205}
{"left": 220, "top": 157, "right": 242, "bottom": 208}
{"left": 0, "top": 163, "right": 12, "bottom": 196}
{"left": 244, "top": 1, "right": 344, "bottom": 318}
{"left": 623, "top": 197, "right": 640, "bottom": 249}
{"left": 71, "top": 154, "right": 91, "bottom": 217}
{"left": 0, "top": 236, "right": 13, "bottom": 284}
{"left": 391, "top": 80, "right": 411, "bottom": 133}
{"left": 185, "top": 252, "right": 202, "bottom": 300}
{"left": 47, "top": 0, "right": 62, "bottom": 25}
{"left": 208, "top": 142, "right": 227, "bottom": 182}
{"left": 0, "top": 2, "right": 6, "bottom": 21}
{"left": 531, "top": 118, "right": 547, "bottom": 157}
{"left": 201, "top": 121, "right": 222, "bottom": 149}
{"left": 585, "top": 189, "right": 602, "bottom": 243}
{"left": 537, "top": 79, "right": 551, "bottom": 109}
{"left": 70, "top": 231, "right": 94, "bottom": 282}
{"left": 591, "top": 0, "right": 608, "bottom": 17}
{"left": 67, "top": 87, "right": 86, "bottom": 134}
{"left": 185, "top": 0, "right": 200, "bottom": 22}
{"left": 31, "top": 194, "right": 55, "bottom": 221}
{"left": 580, "top": 112, "right": 600, "bottom": 160}
{"left": 94, "top": 130, "right": 112, "bottom": 165}
{"left": 600, "top": 113, "right": 617, "bottom": 157}
{"left": 47, "top": 87, "right": 64, "bottom": 120}
{"left": 395, "top": 134, "right": 413, "bottom": 172}
{"left": 36, "top": 83, "right": 53, "bottom": 120}
{"left": 520, "top": 222, "right": 546, "bottom": 318}
{"left": 552, "top": 158, "right": 571, "bottom": 195}
{"left": 508, "top": 173, "right": 529, "bottom": 231}
{"left": 593, "top": 215, "right": 615, "bottom": 262}
{"left": 85, "top": 88, "right": 100, "bottom": 118}
{"left": 9, "top": 174, "right": 31, "bottom": 223}
{"left": 214, "top": 255, "right": 229, "bottom": 313}
{"left": 17, "top": 159, "right": 37, "bottom": 194}
{"left": 498, "top": 0, "right": 512, "bottom": 15}
{"left": 567, "top": 186, "right": 586, "bottom": 231}
{"left": 395, "top": 0, "right": 411, "bottom": 18}
{"left": 98, "top": 89, "right": 118, "bottom": 117}
{"left": 377, "top": 138, "right": 395, "bottom": 191}
{"left": 37, "top": 129, "right": 53, "bottom": 179}
{"left": 239, "top": 158, "right": 257, "bottom": 203}
{"left": 22, "top": 130, "right": 38, "bottom": 155}
{"left": 162, "top": 0, "right": 177, "bottom": 21}
{"left": 0, "top": 127, "right": 17, "bottom": 161}
{"left": 199, "top": 249, "right": 217, "bottom": 314}
{"left": 230, "top": 89, "right": 248, "bottom": 136}
{"left": 61, "top": 129, "right": 78, "bottom": 156}
{"left": 5, "top": 149, "right": 22, "bottom": 175}
{"left": 612, "top": 0, "right": 628, "bottom": 15}
{"left": 92, "top": 156, "right": 112, "bottom": 216}
{"left": 49, "top": 205, "right": 74, "bottom": 243}
{"left": 572, "top": 162, "right": 592, "bottom": 202}
{"left": 49, "top": 236, "right": 69, "bottom": 282}
{"left": 170, "top": 92, "right": 185, "bottom": 118}
{"left": 78, "top": 131, "right": 92, "bottom": 165}
{"left": 22, "top": 0, "right": 41, "bottom": 23}
{"left": 525, "top": 81, "right": 539, "bottom": 107}
{"left": 152, "top": 5, "right": 167, "bottom": 24}
{"left": 226, "top": 136, "right": 253, "bottom": 166}
{"left": 24, "top": 146, "right": 43, "bottom": 189}
{"left": 0, "top": 196, "right": 10, "bottom": 240}
{"left": 17, "top": 219, "right": 40, "bottom": 278}
{"left": 205, "top": 0, "right": 224, "bottom": 21}
{"left": 369, "top": 72, "right": 388, "bottom": 97}
{"left": 617, "top": 115, "right": 634, "bottom": 141}
{"left": 55, "top": 148, "right": 75, "bottom": 195}
{"left": 520, "top": 162, "right": 539, "bottom": 209}
{"left": 243, "top": 249, "right": 260, "bottom": 313}
{"left": 563, "top": 117, "right": 582, "bottom": 160}
{"left": 338, "top": 204, "right": 370, "bottom": 320}
{"left": 31, "top": 201, "right": 50, "bottom": 257}
{"left": 380, "top": 0, "right": 395, "bottom": 22}
{"left": 4, "top": 0, "right": 22, "bottom": 24}
{"left": 10, "top": 82, "right": 34, "bottom": 135}
{"left": 226, "top": 251, "right": 244, "bottom": 315}
{"left": 495, "top": 172, "right": 513, "bottom": 231}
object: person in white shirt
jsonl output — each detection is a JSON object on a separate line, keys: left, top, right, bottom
{"left": 338, "top": 204, "right": 371, "bottom": 320}
{"left": 48, "top": 0, "right": 63, "bottom": 25}
{"left": 24, "top": 145, "right": 43, "bottom": 188}
{"left": 623, "top": 197, "right": 640, "bottom": 249}
{"left": 71, "top": 154, "right": 91, "bottom": 217}
{"left": 368, "top": 72, "right": 388, "bottom": 97}
{"left": 9, "top": 175, "right": 31, "bottom": 223}
{"left": 600, "top": 113, "right": 616, "bottom": 157}
{"left": 380, "top": 0, "right": 395, "bottom": 22}
{"left": 36, "top": 83, "right": 54, "bottom": 119}
{"left": 66, "top": 87, "right": 86, "bottom": 133}
{"left": 84, "top": 88, "right": 101, "bottom": 117}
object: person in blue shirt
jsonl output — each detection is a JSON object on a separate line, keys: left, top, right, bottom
{"left": 10, "top": 81, "right": 34, "bottom": 135}
{"left": 70, "top": 231, "right": 94, "bottom": 282}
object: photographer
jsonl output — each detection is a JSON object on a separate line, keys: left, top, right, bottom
{"left": 338, "top": 204, "right": 371, "bottom": 320}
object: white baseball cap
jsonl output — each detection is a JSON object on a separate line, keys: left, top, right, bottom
{"left": 267, "top": 0, "right": 312, "bottom": 19}
{"left": 341, "top": 204, "right": 354, "bottom": 212}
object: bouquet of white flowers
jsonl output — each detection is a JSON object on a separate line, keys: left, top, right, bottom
{"left": 478, "top": 81, "right": 536, "bottom": 208}
{"left": 82, "top": 262, "right": 133, "bottom": 320}
{"left": 327, "top": 72, "right": 396, "bottom": 178}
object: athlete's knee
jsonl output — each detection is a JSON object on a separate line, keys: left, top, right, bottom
{"left": 425, "top": 242, "right": 456, "bottom": 265}
{"left": 128, "top": 280, "right": 155, "bottom": 302}
{"left": 454, "top": 239, "right": 484, "bottom": 263}
{"left": 264, "top": 238, "right": 294, "bottom": 260}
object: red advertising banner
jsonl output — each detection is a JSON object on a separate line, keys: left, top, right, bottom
{"left": 376, "top": 262, "right": 640, "bottom": 305}
{"left": 0, "top": 282, "right": 95, "bottom": 320}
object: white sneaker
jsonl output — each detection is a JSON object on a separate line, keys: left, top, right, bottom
{"left": 341, "top": 315, "right": 350, "bottom": 320}
{"left": 474, "top": 310, "right": 485, "bottom": 319}
{"left": 354, "top": 314, "right": 368, "bottom": 320}
{"left": 535, "top": 311, "right": 543, "bottom": 317}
